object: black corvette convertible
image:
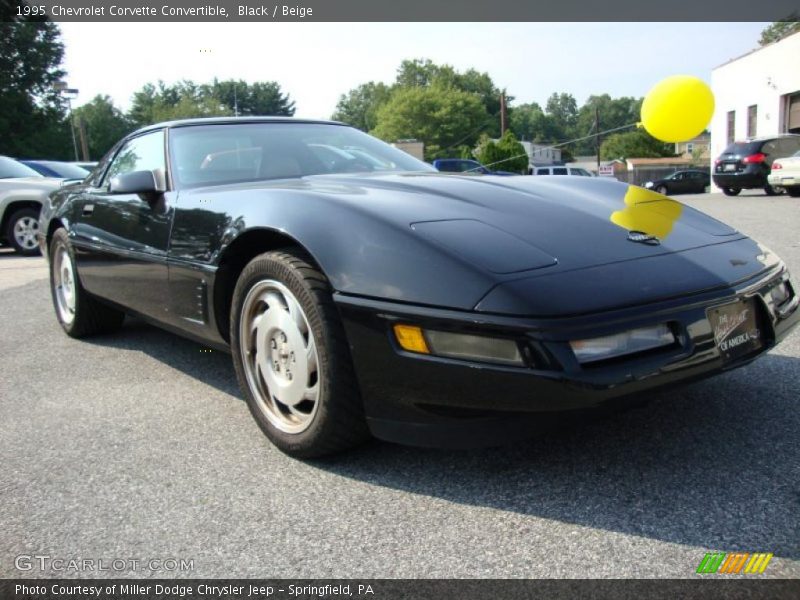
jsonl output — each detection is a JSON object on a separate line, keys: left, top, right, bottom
{"left": 39, "top": 118, "right": 799, "bottom": 457}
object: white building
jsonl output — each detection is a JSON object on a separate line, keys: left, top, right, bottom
{"left": 519, "top": 141, "right": 561, "bottom": 166}
{"left": 710, "top": 32, "right": 800, "bottom": 189}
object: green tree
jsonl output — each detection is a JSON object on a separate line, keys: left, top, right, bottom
{"left": 545, "top": 93, "right": 579, "bottom": 139}
{"left": 759, "top": 17, "right": 799, "bottom": 45}
{"left": 205, "top": 79, "right": 295, "bottom": 116}
{"left": 475, "top": 131, "right": 528, "bottom": 173}
{"left": 0, "top": 20, "right": 70, "bottom": 158}
{"left": 600, "top": 129, "right": 674, "bottom": 160}
{"left": 572, "top": 95, "right": 640, "bottom": 155}
{"left": 332, "top": 82, "right": 392, "bottom": 131}
{"left": 509, "top": 102, "right": 562, "bottom": 143}
{"left": 72, "top": 95, "right": 133, "bottom": 159}
{"left": 371, "top": 85, "right": 489, "bottom": 161}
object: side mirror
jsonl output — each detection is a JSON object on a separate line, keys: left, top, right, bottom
{"left": 109, "top": 169, "right": 166, "bottom": 197}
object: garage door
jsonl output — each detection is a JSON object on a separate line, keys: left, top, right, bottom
{"left": 789, "top": 93, "right": 800, "bottom": 133}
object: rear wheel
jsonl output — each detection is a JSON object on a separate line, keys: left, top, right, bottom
{"left": 230, "top": 249, "right": 369, "bottom": 458}
{"left": 764, "top": 184, "right": 781, "bottom": 196}
{"left": 6, "top": 208, "right": 41, "bottom": 255}
{"left": 49, "top": 229, "right": 125, "bottom": 337}
{"left": 656, "top": 185, "right": 668, "bottom": 196}
{"left": 722, "top": 187, "right": 741, "bottom": 197}
{"left": 787, "top": 187, "right": 800, "bottom": 198}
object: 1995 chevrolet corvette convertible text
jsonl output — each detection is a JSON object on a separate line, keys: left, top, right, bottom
{"left": 39, "top": 118, "right": 799, "bottom": 457}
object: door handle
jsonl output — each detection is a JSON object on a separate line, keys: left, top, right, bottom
{"left": 82, "top": 204, "right": 95, "bottom": 217}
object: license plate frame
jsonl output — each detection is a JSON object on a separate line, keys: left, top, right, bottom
{"left": 707, "top": 298, "right": 763, "bottom": 361}
{"left": 723, "top": 163, "right": 736, "bottom": 172}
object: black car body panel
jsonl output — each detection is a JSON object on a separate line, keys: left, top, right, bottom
{"left": 38, "top": 118, "right": 800, "bottom": 447}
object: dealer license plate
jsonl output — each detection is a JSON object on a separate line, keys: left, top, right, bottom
{"left": 707, "top": 299, "right": 763, "bottom": 361}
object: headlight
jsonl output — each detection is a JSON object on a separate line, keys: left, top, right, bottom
{"left": 769, "top": 280, "right": 791, "bottom": 306}
{"left": 570, "top": 324, "right": 675, "bottom": 364}
{"left": 393, "top": 325, "right": 524, "bottom": 366}
{"left": 644, "top": 181, "right": 654, "bottom": 188}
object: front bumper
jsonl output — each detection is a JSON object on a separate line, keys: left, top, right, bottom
{"left": 335, "top": 267, "right": 799, "bottom": 448}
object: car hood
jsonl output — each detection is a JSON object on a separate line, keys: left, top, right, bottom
{"left": 295, "top": 172, "right": 742, "bottom": 274}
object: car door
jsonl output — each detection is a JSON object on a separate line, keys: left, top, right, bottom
{"left": 71, "top": 129, "right": 175, "bottom": 318}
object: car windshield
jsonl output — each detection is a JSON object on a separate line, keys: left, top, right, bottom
{"left": 37, "top": 161, "right": 89, "bottom": 179}
{"left": 170, "top": 122, "right": 435, "bottom": 188}
{"left": 0, "top": 156, "right": 42, "bottom": 179}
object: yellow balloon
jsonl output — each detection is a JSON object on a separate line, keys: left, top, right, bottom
{"left": 610, "top": 186, "right": 683, "bottom": 240}
{"left": 641, "top": 75, "right": 714, "bottom": 143}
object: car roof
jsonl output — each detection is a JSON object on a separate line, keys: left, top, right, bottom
{"left": 132, "top": 116, "right": 347, "bottom": 136}
{"left": 733, "top": 133, "right": 800, "bottom": 143}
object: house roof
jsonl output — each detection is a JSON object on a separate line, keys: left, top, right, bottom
{"left": 626, "top": 157, "right": 693, "bottom": 166}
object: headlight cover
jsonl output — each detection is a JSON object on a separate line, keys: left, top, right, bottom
{"left": 570, "top": 324, "right": 675, "bottom": 364}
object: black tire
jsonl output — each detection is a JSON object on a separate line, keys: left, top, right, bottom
{"left": 230, "top": 249, "right": 369, "bottom": 458}
{"left": 722, "top": 187, "right": 741, "bottom": 197}
{"left": 764, "top": 184, "right": 781, "bottom": 196}
{"left": 787, "top": 187, "right": 800, "bottom": 198}
{"left": 656, "top": 185, "right": 668, "bottom": 196}
{"left": 49, "top": 229, "right": 125, "bottom": 338}
{"left": 6, "top": 207, "right": 41, "bottom": 256}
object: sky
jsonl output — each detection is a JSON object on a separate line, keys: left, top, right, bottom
{"left": 58, "top": 22, "right": 768, "bottom": 118}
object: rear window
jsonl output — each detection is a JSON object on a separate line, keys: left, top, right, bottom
{"left": 720, "top": 141, "right": 762, "bottom": 156}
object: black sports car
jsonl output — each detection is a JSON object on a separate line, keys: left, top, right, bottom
{"left": 643, "top": 169, "right": 710, "bottom": 196}
{"left": 39, "top": 118, "right": 799, "bottom": 457}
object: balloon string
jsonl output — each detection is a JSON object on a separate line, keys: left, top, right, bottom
{"left": 468, "top": 122, "right": 638, "bottom": 172}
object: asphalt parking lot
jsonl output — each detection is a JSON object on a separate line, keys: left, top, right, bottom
{"left": 0, "top": 190, "right": 798, "bottom": 579}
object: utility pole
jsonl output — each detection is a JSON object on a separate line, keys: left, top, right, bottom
{"left": 595, "top": 106, "right": 601, "bottom": 173}
{"left": 78, "top": 118, "right": 90, "bottom": 161}
{"left": 500, "top": 91, "right": 507, "bottom": 136}
{"left": 54, "top": 81, "right": 80, "bottom": 161}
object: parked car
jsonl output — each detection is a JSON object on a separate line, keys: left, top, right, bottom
{"left": 0, "top": 156, "right": 63, "bottom": 255}
{"left": 40, "top": 118, "right": 799, "bottom": 457}
{"left": 71, "top": 161, "right": 98, "bottom": 171}
{"left": 432, "top": 158, "right": 516, "bottom": 176}
{"left": 713, "top": 134, "right": 800, "bottom": 196}
{"left": 20, "top": 160, "right": 89, "bottom": 180}
{"left": 643, "top": 169, "right": 710, "bottom": 195}
{"left": 767, "top": 150, "right": 800, "bottom": 197}
{"left": 530, "top": 165, "right": 593, "bottom": 176}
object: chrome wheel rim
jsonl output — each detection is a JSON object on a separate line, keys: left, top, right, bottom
{"left": 53, "top": 245, "right": 76, "bottom": 325}
{"left": 239, "top": 280, "right": 320, "bottom": 434}
{"left": 13, "top": 216, "right": 39, "bottom": 250}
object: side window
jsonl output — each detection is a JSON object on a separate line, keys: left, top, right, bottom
{"left": 536, "top": 168, "right": 550, "bottom": 175}
{"left": 552, "top": 167, "right": 568, "bottom": 175}
{"left": 459, "top": 161, "right": 478, "bottom": 173}
{"left": 760, "top": 140, "right": 778, "bottom": 158}
{"left": 102, "top": 130, "right": 166, "bottom": 188}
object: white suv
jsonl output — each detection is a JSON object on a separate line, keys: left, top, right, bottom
{"left": 530, "top": 165, "right": 593, "bottom": 176}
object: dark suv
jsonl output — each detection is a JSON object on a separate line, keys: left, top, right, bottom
{"left": 713, "top": 134, "right": 800, "bottom": 196}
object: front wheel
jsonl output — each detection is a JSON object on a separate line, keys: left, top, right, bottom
{"left": 6, "top": 207, "right": 41, "bottom": 255}
{"left": 230, "top": 249, "right": 369, "bottom": 458}
{"left": 722, "top": 187, "right": 741, "bottom": 197}
{"left": 656, "top": 185, "right": 668, "bottom": 196}
{"left": 49, "top": 229, "right": 125, "bottom": 337}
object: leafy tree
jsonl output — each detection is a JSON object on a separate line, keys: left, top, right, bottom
{"left": 475, "top": 131, "right": 528, "bottom": 173}
{"left": 128, "top": 79, "right": 290, "bottom": 127}
{"left": 545, "top": 93, "right": 579, "bottom": 139}
{"left": 600, "top": 129, "right": 674, "bottom": 160}
{"left": 509, "top": 102, "right": 562, "bottom": 143}
{"left": 0, "top": 20, "right": 71, "bottom": 158}
{"left": 759, "top": 17, "right": 799, "bottom": 45}
{"left": 572, "top": 95, "right": 640, "bottom": 155}
{"left": 371, "top": 85, "right": 488, "bottom": 161}
{"left": 332, "top": 82, "right": 392, "bottom": 131}
{"left": 394, "top": 59, "right": 504, "bottom": 136}
{"left": 72, "top": 95, "right": 133, "bottom": 159}
{"left": 205, "top": 79, "right": 295, "bottom": 116}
